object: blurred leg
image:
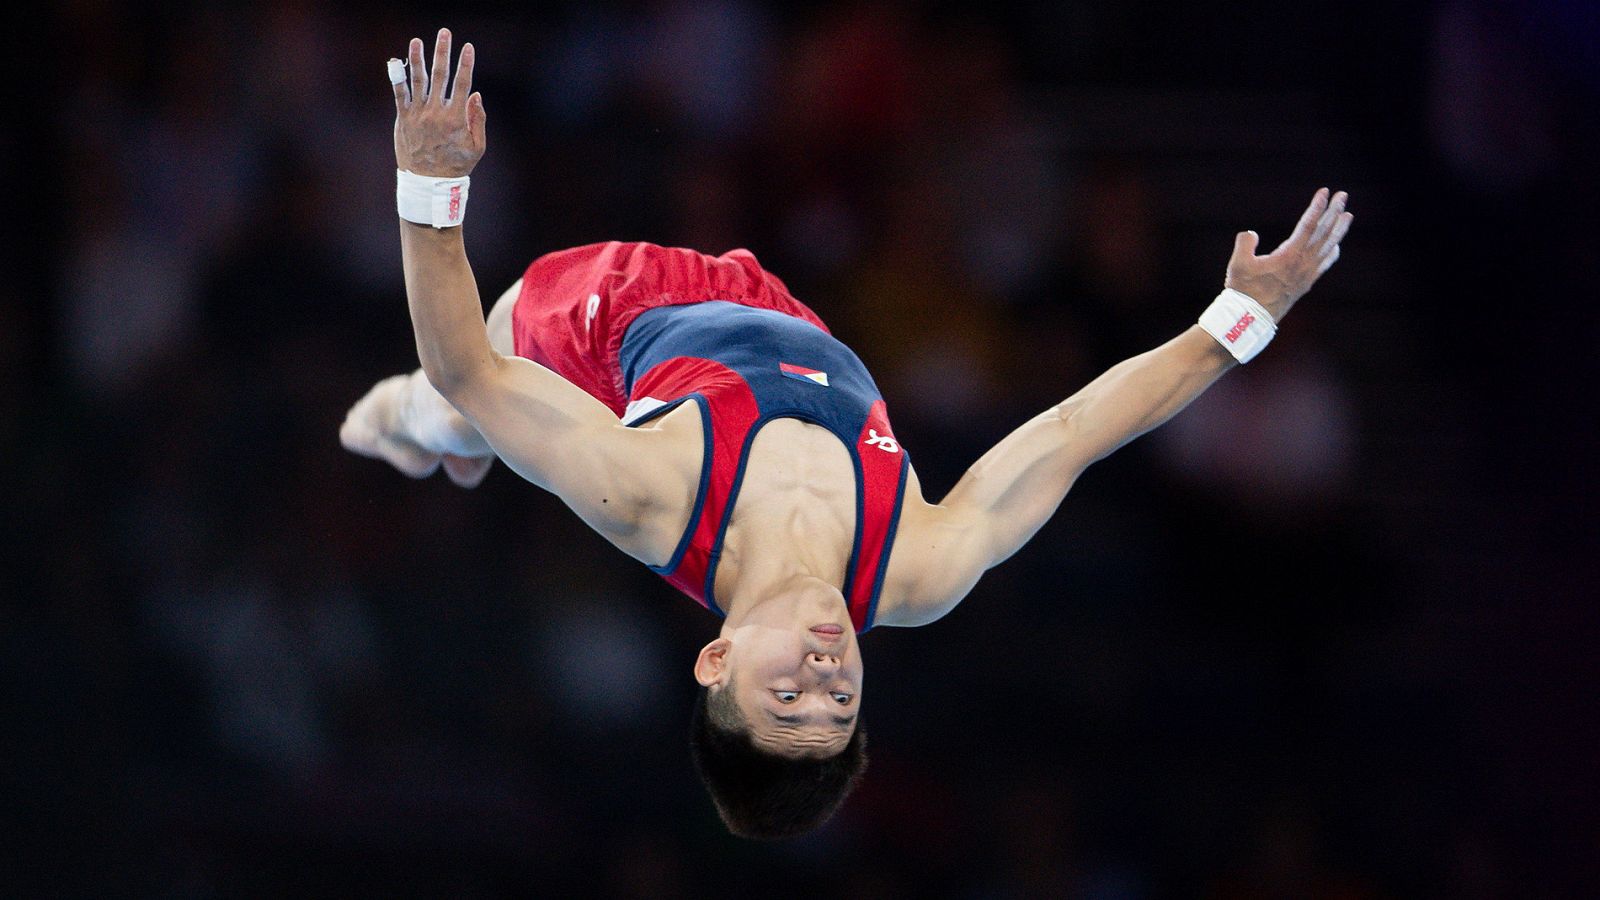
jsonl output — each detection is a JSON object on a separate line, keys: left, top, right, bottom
{"left": 340, "top": 279, "right": 523, "bottom": 486}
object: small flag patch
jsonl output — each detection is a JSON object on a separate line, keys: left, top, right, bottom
{"left": 779, "top": 362, "right": 829, "bottom": 387}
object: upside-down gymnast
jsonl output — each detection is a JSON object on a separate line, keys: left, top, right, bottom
{"left": 341, "top": 29, "right": 1354, "bottom": 838}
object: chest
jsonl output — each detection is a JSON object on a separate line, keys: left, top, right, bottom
{"left": 713, "top": 419, "right": 859, "bottom": 588}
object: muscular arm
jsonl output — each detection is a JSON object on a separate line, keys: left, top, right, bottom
{"left": 386, "top": 31, "right": 505, "bottom": 403}
{"left": 946, "top": 325, "right": 1234, "bottom": 562}
{"left": 883, "top": 189, "right": 1353, "bottom": 625}
{"left": 347, "top": 30, "right": 687, "bottom": 558}
{"left": 398, "top": 227, "right": 646, "bottom": 511}
{"left": 401, "top": 220, "right": 495, "bottom": 394}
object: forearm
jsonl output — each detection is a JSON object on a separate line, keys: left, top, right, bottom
{"left": 1054, "top": 325, "right": 1235, "bottom": 465}
{"left": 943, "top": 325, "right": 1234, "bottom": 565}
{"left": 918, "top": 188, "right": 1350, "bottom": 596}
{"left": 400, "top": 223, "right": 496, "bottom": 395}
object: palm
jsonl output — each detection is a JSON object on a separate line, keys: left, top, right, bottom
{"left": 1224, "top": 188, "right": 1353, "bottom": 321}
{"left": 391, "top": 29, "right": 486, "bottom": 178}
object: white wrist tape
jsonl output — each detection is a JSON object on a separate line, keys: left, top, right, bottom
{"left": 1199, "top": 288, "right": 1276, "bottom": 363}
{"left": 396, "top": 169, "right": 470, "bottom": 228}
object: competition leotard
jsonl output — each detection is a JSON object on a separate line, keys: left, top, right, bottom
{"left": 512, "top": 242, "right": 908, "bottom": 632}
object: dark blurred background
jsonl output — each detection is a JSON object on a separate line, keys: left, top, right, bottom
{"left": 5, "top": 0, "right": 1597, "bottom": 896}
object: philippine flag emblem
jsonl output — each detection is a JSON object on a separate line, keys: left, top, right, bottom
{"left": 779, "top": 362, "right": 830, "bottom": 387}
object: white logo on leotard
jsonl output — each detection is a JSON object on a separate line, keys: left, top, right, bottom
{"left": 865, "top": 429, "right": 900, "bottom": 454}
{"left": 585, "top": 293, "right": 601, "bottom": 332}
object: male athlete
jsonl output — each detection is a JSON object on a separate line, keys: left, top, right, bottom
{"left": 341, "top": 31, "right": 1353, "bottom": 838}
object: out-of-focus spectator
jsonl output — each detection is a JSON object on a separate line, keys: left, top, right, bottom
{"left": 13, "top": 0, "right": 1594, "bottom": 894}
{"left": 1156, "top": 342, "right": 1357, "bottom": 518}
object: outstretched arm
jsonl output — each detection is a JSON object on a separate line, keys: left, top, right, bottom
{"left": 347, "top": 30, "right": 688, "bottom": 556}
{"left": 388, "top": 30, "right": 494, "bottom": 396}
{"left": 884, "top": 189, "right": 1353, "bottom": 624}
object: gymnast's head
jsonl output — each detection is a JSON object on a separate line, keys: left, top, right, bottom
{"left": 689, "top": 576, "right": 867, "bottom": 838}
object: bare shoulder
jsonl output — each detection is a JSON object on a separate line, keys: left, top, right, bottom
{"left": 455, "top": 354, "right": 704, "bottom": 568}
{"left": 875, "top": 464, "right": 991, "bottom": 627}
{"left": 563, "top": 395, "right": 705, "bottom": 568}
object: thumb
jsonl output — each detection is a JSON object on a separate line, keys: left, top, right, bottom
{"left": 468, "top": 92, "right": 486, "bottom": 138}
{"left": 1232, "top": 230, "right": 1259, "bottom": 260}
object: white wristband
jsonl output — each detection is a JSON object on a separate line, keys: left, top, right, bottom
{"left": 1199, "top": 288, "right": 1276, "bottom": 363}
{"left": 396, "top": 169, "right": 470, "bottom": 228}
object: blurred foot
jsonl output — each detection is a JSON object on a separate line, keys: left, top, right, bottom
{"left": 340, "top": 374, "right": 443, "bottom": 479}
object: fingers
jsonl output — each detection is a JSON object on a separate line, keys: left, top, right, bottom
{"left": 430, "top": 28, "right": 452, "bottom": 103}
{"left": 1232, "top": 229, "right": 1260, "bottom": 260}
{"left": 408, "top": 37, "right": 426, "bottom": 104}
{"left": 1287, "top": 187, "right": 1330, "bottom": 245}
{"left": 388, "top": 58, "right": 408, "bottom": 107}
{"left": 1308, "top": 191, "right": 1351, "bottom": 275}
{"left": 467, "top": 92, "right": 486, "bottom": 145}
{"left": 1317, "top": 243, "right": 1341, "bottom": 275}
{"left": 397, "top": 31, "right": 469, "bottom": 108}
{"left": 452, "top": 43, "right": 475, "bottom": 105}
{"left": 1321, "top": 210, "right": 1354, "bottom": 256}
{"left": 1309, "top": 190, "right": 1348, "bottom": 245}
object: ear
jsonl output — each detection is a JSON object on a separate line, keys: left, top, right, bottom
{"left": 694, "top": 638, "right": 732, "bottom": 689}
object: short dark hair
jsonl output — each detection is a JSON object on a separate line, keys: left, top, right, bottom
{"left": 689, "top": 680, "right": 867, "bottom": 839}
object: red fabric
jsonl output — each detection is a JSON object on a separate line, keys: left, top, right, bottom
{"left": 510, "top": 241, "right": 901, "bottom": 631}
{"left": 846, "top": 400, "right": 904, "bottom": 631}
{"left": 627, "top": 358, "right": 761, "bottom": 609}
{"left": 511, "top": 241, "right": 829, "bottom": 416}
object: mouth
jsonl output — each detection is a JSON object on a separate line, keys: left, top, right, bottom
{"left": 810, "top": 624, "right": 845, "bottom": 641}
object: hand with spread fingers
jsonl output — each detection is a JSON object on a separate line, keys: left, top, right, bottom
{"left": 1224, "top": 188, "right": 1354, "bottom": 322}
{"left": 391, "top": 28, "right": 486, "bottom": 178}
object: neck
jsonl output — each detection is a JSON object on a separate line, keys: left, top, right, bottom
{"left": 714, "top": 506, "right": 852, "bottom": 625}
{"left": 719, "top": 565, "right": 841, "bottom": 629}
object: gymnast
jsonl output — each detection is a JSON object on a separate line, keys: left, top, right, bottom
{"left": 341, "top": 29, "right": 1353, "bottom": 838}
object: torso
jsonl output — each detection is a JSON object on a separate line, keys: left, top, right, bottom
{"left": 615, "top": 302, "right": 912, "bottom": 630}
{"left": 633, "top": 401, "right": 934, "bottom": 624}
{"left": 713, "top": 418, "right": 859, "bottom": 602}
{"left": 498, "top": 249, "right": 951, "bottom": 628}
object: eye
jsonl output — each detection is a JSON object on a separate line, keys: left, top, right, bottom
{"left": 773, "top": 691, "right": 799, "bottom": 703}
{"left": 831, "top": 692, "right": 852, "bottom": 704}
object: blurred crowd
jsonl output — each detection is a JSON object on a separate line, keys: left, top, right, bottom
{"left": 5, "top": 0, "right": 1596, "bottom": 896}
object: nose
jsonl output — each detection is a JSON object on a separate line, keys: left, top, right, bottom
{"left": 807, "top": 652, "right": 839, "bottom": 671}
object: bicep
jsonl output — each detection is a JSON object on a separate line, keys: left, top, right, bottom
{"left": 444, "top": 355, "right": 672, "bottom": 543}
{"left": 876, "top": 473, "right": 995, "bottom": 627}
{"left": 938, "top": 409, "right": 1090, "bottom": 564}
{"left": 882, "top": 469, "right": 1080, "bottom": 628}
